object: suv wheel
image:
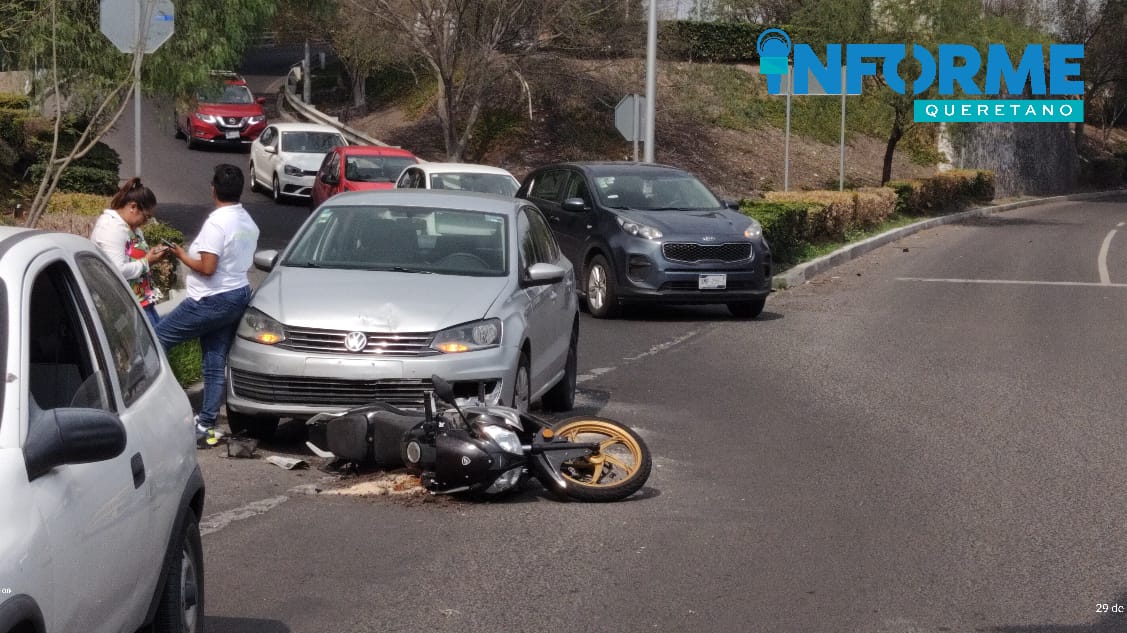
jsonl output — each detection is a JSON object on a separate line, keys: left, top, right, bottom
{"left": 585, "top": 255, "right": 621, "bottom": 319}
{"left": 153, "top": 510, "right": 203, "bottom": 633}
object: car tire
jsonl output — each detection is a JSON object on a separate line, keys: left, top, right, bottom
{"left": 152, "top": 510, "right": 203, "bottom": 633}
{"left": 512, "top": 351, "right": 531, "bottom": 413}
{"left": 173, "top": 120, "right": 184, "bottom": 139}
{"left": 541, "top": 322, "right": 577, "bottom": 412}
{"left": 184, "top": 122, "right": 198, "bottom": 150}
{"left": 226, "top": 409, "right": 279, "bottom": 439}
{"left": 585, "top": 254, "right": 621, "bottom": 319}
{"left": 249, "top": 163, "right": 262, "bottom": 193}
{"left": 728, "top": 298, "right": 766, "bottom": 319}
{"left": 272, "top": 174, "right": 283, "bottom": 204}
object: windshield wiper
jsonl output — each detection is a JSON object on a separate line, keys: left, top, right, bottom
{"left": 387, "top": 266, "right": 433, "bottom": 274}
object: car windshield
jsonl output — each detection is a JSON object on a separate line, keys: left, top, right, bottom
{"left": 345, "top": 156, "right": 417, "bottom": 183}
{"left": 281, "top": 132, "right": 346, "bottom": 153}
{"left": 283, "top": 205, "right": 508, "bottom": 277}
{"left": 197, "top": 84, "right": 254, "bottom": 104}
{"left": 593, "top": 174, "right": 722, "bottom": 210}
{"left": 429, "top": 173, "right": 518, "bottom": 196}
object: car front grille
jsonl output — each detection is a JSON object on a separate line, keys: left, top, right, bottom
{"left": 218, "top": 116, "right": 246, "bottom": 128}
{"left": 663, "top": 242, "right": 752, "bottom": 263}
{"left": 278, "top": 326, "right": 438, "bottom": 357}
{"left": 232, "top": 369, "right": 432, "bottom": 408}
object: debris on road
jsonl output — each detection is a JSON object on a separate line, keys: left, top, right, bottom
{"left": 265, "top": 455, "right": 309, "bottom": 470}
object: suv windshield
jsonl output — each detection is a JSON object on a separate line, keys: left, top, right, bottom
{"left": 593, "top": 173, "right": 722, "bottom": 210}
{"left": 282, "top": 132, "right": 346, "bottom": 154}
{"left": 197, "top": 84, "right": 254, "bottom": 105}
{"left": 283, "top": 205, "right": 508, "bottom": 277}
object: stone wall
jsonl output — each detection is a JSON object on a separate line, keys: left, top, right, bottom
{"left": 946, "top": 121, "right": 1078, "bottom": 197}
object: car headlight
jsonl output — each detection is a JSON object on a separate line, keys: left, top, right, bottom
{"left": 247, "top": 115, "right": 265, "bottom": 124}
{"left": 236, "top": 308, "right": 286, "bottom": 345}
{"left": 616, "top": 216, "right": 663, "bottom": 240}
{"left": 744, "top": 218, "right": 763, "bottom": 240}
{"left": 430, "top": 319, "right": 502, "bottom": 353}
{"left": 193, "top": 113, "right": 217, "bottom": 124}
{"left": 283, "top": 164, "right": 305, "bottom": 177}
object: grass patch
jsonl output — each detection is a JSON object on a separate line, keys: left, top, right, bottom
{"left": 167, "top": 340, "right": 202, "bottom": 387}
{"left": 780, "top": 212, "right": 923, "bottom": 270}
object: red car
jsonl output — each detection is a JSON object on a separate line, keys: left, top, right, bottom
{"left": 310, "top": 145, "right": 420, "bottom": 207}
{"left": 176, "top": 72, "right": 267, "bottom": 149}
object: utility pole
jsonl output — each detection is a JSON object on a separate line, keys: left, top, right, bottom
{"left": 643, "top": 0, "right": 657, "bottom": 163}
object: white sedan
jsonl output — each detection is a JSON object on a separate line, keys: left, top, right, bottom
{"left": 395, "top": 162, "right": 521, "bottom": 197}
{"left": 249, "top": 122, "right": 348, "bottom": 202}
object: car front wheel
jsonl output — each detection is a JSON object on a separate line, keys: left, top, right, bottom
{"left": 249, "top": 163, "right": 262, "bottom": 193}
{"left": 272, "top": 174, "right": 283, "bottom": 203}
{"left": 585, "top": 255, "right": 620, "bottom": 319}
{"left": 512, "top": 351, "right": 531, "bottom": 413}
{"left": 153, "top": 510, "right": 203, "bottom": 633}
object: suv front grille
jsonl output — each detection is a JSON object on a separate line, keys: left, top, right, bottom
{"left": 219, "top": 116, "right": 246, "bottom": 128}
{"left": 232, "top": 369, "right": 432, "bottom": 408}
{"left": 663, "top": 242, "right": 752, "bottom": 263}
{"left": 278, "top": 326, "right": 438, "bottom": 356}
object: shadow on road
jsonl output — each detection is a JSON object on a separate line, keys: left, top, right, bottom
{"left": 204, "top": 616, "right": 291, "bottom": 632}
{"left": 993, "top": 594, "right": 1127, "bottom": 633}
{"left": 607, "top": 303, "right": 782, "bottom": 323}
{"left": 956, "top": 216, "right": 1075, "bottom": 228}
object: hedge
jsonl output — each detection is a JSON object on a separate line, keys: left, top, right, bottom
{"left": 0, "top": 93, "right": 30, "bottom": 110}
{"left": 0, "top": 107, "right": 36, "bottom": 154}
{"left": 887, "top": 170, "right": 995, "bottom": 216}
{"left": 739, "top": 200, "right": 818, "bottom": 265}
{"left": 47, "top": 192, "right": 106, "bottom": 216}
{"left": 764, "top": 187, "right": 899, "bottom": 241}
{"left": 26, "top": 163, "right": 118, "bottom": 195}
{"left": 1080, "top": 157, "right": 1125, "bottom": 188}
{"left": 35, "top": 140, "right": 121, "bottom": 174}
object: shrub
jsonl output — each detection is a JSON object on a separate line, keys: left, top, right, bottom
{"left": 660, "top": 22, "right": 813, "bottom": 63}
{"left": 35, "top": 211, "right": 97, "bottom": 236}
{"left": 740, "top": 200, "right": 817, "bottom": 265}
{"left": 26, "top": 163, "right": 118, "bottom": 195}
{"left": 0, "top": 107, "right": 36, "bottom": 153}
{"left": 0, "top": 94, "right": 30, "bottom": 109}
{"left": 141, "top": 221, "right": 186, "bottom": 295}
{"left": 35, "top": 140, "right": 121, "bottom": 174}
{"left": 167, "top": 340, "right": 202, "bottom": 387}
{"left": 888, "top": 170, "right": 995, "bottom": 216}
{"left": 1080, "top": 157, "right": 1125, "bottom": 188}
{"left": 764, "top": 190, "right": 855, "bottom": 241}
{"left": 47, "top": 192, "right": 106, "bottom": 216}
{"left": 853, "top": 187, "right": 898, "bottom": 229}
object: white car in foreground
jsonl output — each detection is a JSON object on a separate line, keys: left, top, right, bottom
{"left": 249, "top": 122, "right": 348, "bottom": 202}
{"left": 0, "top": 229, "right": 205, "bottom": 633}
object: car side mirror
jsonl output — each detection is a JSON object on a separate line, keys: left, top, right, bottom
{"left": 319, "top": 172, "right": 333, "bottom": 184}
{"left": 562, "top": 197, "right": 589, "bottom": 213}
{"left": 264, "top": 146, "right": 277, "bottom": 154}
{"left": 723, "top": 199, "right": 740, "bottom": 210}
{"left": 24, "top": 407, "right": 127, "bottom": 481}
{"left": 256, "top": 96, "right": 267, "bottom": 105}
{"left": 253, "top": 249, "right": 279, "bottom": 272}
{"left": 524, "top": 262, "right": 566, "bottom": 286}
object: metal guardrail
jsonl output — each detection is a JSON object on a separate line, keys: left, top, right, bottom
{"left": 283, "top": 64, "right": 395, "bottom": 148}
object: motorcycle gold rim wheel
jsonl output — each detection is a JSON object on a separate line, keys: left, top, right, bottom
{"left": 553, "top": 419, "right": 645, "bottom": 487}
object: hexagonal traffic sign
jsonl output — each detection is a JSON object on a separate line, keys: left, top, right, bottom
{"left": 100, "top": 0, "right": 175, "bottom": 54}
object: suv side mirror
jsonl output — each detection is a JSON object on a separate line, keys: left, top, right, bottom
{"left": 24, "top": 408, "right": 127, "bottom": 481}
{"left": 561, "top": 197, "right": 588, "bottom": 213}
{"left": 256, "top": 96, "right": 267, "bottom": 105}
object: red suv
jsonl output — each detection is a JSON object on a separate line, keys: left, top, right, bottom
{"left": 176, "top": 72, "right": 267, "bottom": 149}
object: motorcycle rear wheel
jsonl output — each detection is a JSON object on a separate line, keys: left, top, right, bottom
{"left": 550, "top": 417, "right": 651, "bottom": 502}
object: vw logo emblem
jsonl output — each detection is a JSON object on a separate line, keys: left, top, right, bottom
{"left": 701, "top": 235, "right": 717, "bottom": 242}
{"left": 344, "top": 331, "right": 368, "bottom": 352}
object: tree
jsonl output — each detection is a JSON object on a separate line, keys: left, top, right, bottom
{"left": 345, "top": 0, "right": 583, "bottom": 161}
{"left": 8, "top": 0, "right": 277, "bottom": 227}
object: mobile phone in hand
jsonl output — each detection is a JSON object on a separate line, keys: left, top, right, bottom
{"left": 160, "top": 239, "right": 177, "bottom": 249}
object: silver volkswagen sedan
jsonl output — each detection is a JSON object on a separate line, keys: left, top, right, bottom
{"left": 225, "top": 190, "right": 579, "bottom": 437}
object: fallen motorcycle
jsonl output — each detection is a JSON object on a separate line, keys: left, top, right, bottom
{"left": 305, "top": 376, "right": 651, "bottom": 502}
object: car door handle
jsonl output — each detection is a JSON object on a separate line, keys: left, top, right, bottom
{"left": 131, "top": 453, "right": 146, "bottom": 489}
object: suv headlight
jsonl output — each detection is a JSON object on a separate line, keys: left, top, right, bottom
{"left": 193, "top": 112, "right": 217, "bottom": 124}
{"left": 616, "top": 216, "right": 663, "bottom": 240}
{"left": 284, "top": 164, "right": 305, "bottom": 176}
{"left": 430, "top": 319, "right": 502, "bottom": 353}
{"left": 247, "top": 115, "right": 265, "bottom": 124}
{"left": 237, "top": 308, "right": 286, "bottom": 345}
{"left": 744, "top": 218, "right": 763, "bottom": 240}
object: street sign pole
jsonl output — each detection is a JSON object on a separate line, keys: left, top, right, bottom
{"left": 134, "top": 0, "right": 146, "bottom": 179}
{"left": 643, "top": 0, "right": 656, "bottom": 163}
{"left": 632, "top": 94, "right": 640, "bottom": 162}
{"left": 840, "top": 66, "right": 846, "bottom": 191}
{"left": 784, "top": 71, "right": 791, "bottom": 192}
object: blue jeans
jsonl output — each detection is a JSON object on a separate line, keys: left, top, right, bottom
{"left": 144, "top": 304, "right": 160, "bottom": 328}
{"left": 156, "top": 285, "right": 252, "bottom": 427}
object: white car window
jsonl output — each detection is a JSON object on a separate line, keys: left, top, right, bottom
{"left": 76, "top": 255, "right": 162, "bottom": 408}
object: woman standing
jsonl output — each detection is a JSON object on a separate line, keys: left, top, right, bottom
{"left": 90, "top": 177, "right": 168, "bottom": 327}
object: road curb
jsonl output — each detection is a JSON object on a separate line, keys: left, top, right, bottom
{"left": 772, "top": 189, "right": 1127, "bottom": 290}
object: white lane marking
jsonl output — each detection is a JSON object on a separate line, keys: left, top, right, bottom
{"left": 1118, "top": 222, "right": 1125, "bottom": 228}
{"left": 200, "top": 495, "right": 289, "bottom": 536}
{"left": 1099, "top": 228, "right": 1117, "bottom": 285}
{"left": 897, "top": 277, "right": 1127, "bottom": 288}
{"left": 577, "top": 366, "right": 615, "bottom": 384}
{"left": 623, "top": 330, "right": 700, "bottom": 362}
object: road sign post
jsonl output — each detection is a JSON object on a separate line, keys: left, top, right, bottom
{"left": 100, "top": 0, "right": 174, "bottom": 179}
{"left": 615, "top": 94, "right": 646, "bottom": 162}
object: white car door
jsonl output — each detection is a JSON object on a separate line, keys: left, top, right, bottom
{"left": 20, "top": 252, "right": 155, "bottom": 633}
{"left": 253, "top": 126, "right": 276, "bottom": 188}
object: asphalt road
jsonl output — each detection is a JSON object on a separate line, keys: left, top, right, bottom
{"left": 103, "top": 49, "right": 1127, "bottom": 633}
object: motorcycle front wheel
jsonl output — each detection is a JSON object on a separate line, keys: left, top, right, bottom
{"left": 550, "top": 417, "right": 652, "bottom": 502}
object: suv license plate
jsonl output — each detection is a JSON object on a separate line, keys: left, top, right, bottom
{"left": 698, "top": 274, "right": 727, "bottom": 290}
{"left": 225, "top": 130, "right": 240, "bottom": 140}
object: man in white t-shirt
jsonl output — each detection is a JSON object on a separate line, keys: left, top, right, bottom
{"left": 158, "top": 164, "right": 261, "bottom": 446}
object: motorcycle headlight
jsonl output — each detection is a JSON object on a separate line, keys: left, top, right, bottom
{"left": 485, "top": 467, "right": 524, "bottom": 494}
{"left": 193, "top": 113, "right": 217, "bottom": 124}
{"left": 236, "top": 308, "right": 286, "bottom": 345}
{"left": 479, "top": 424, "right": 522, "bottom": 454}
{"left": 616, "top": 216, "right": 663, "bottom": 240}
{"left": 283, "top": 164, "right": 304, "bottom": 176}
{"left": 744, "top": 219, "right": 763, "bottom": 240}
{"left": 430, "top": 319, "right": 502, "bottom": 353}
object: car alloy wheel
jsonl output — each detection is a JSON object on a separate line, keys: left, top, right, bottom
{"left": 585, "top": 255, "right": 620, "bottom": 318}
{"left": 512, "top": 352, "right": 531, "bottom": 413}
{"left": 272, "top": 174, "right": 282, "bottom": 203}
